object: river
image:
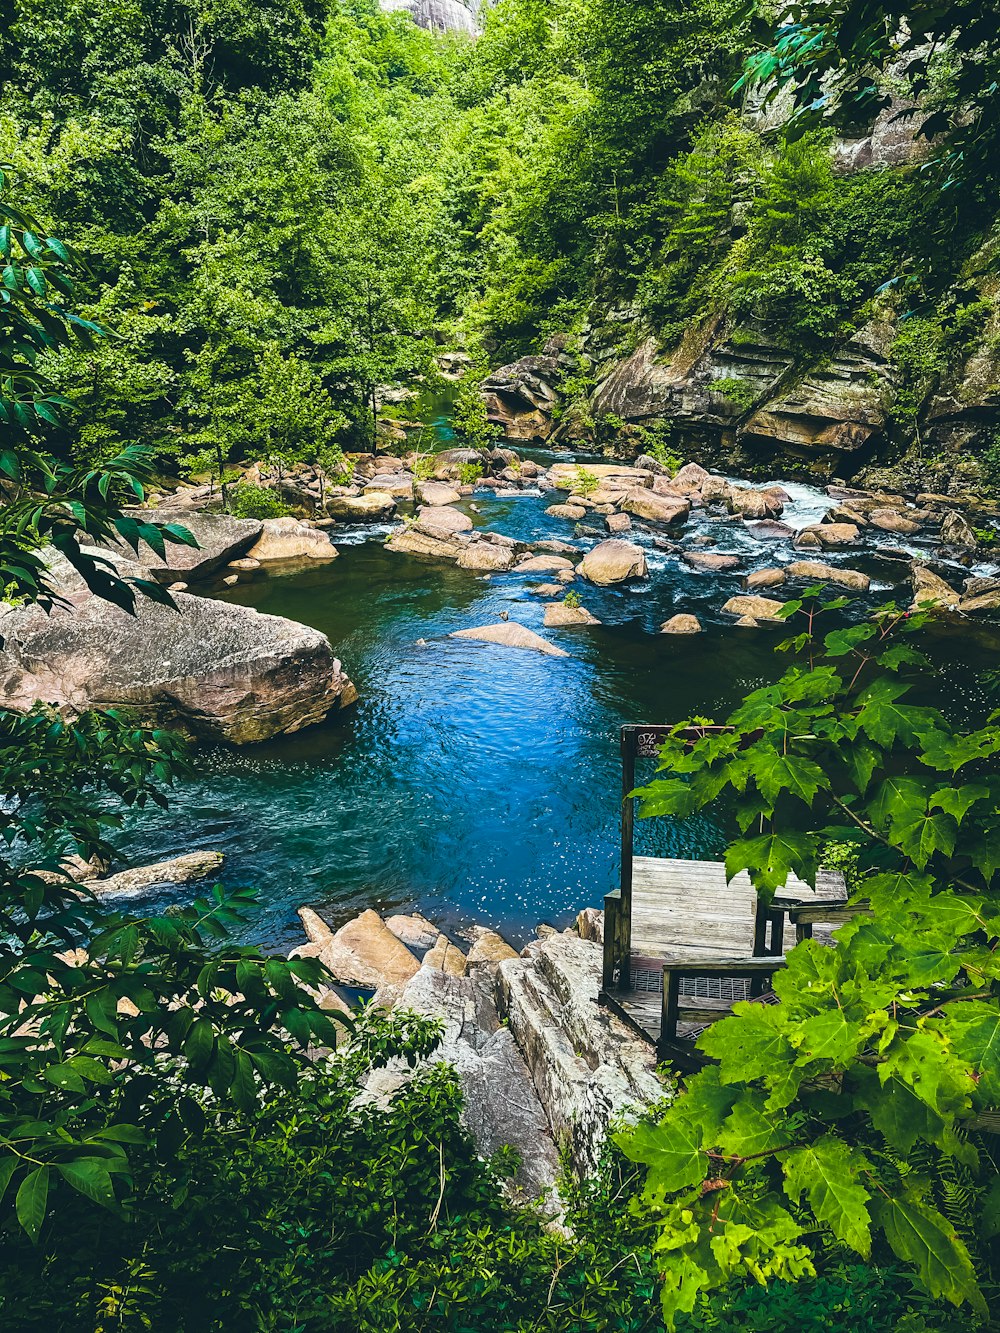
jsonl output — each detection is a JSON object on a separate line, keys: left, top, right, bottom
{"left": 119, "top": 444, "right": 998, "bottom": 952}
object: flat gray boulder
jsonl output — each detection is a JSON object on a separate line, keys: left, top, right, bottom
{"left": 0, "top": 553, "right": 356, "bottom": 743}
{"left": 450, "top": 622, "right": 569, "bottom": 657}
{"left": 108, "top": 510, "right": 263, "bottom": 583}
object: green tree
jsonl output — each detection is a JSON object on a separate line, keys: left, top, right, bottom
{"left": 619, "top": 591, "right": 1000, "bottom": 1327}
{"left": 0, "top": 187, "right": 350, "bottom": 1242}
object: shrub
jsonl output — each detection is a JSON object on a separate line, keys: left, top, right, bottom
{"left": 458, "top": 461, "right": 483, "bottom": 485}
{"left": 228, "top": 482, "right": 293, "bottom": 520}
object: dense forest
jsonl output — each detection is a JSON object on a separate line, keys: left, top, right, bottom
{"left": 5, "top": 0, "right": 998, "bottom": 482}
{"left": 1, "top": 0, "right": 999, "bottom": 1329}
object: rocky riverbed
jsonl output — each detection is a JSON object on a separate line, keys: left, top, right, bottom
{"left": 65, "top": 437, "right": 1000, "bottom": 946}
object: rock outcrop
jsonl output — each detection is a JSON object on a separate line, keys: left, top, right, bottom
{"left": 295, "top": 906, "right": 663, "bottom": 1191}
{"left": 108, "top": 510, "right": 263, "bottom": 583}
{"left": 0, "top": 553, "right": 356, "bottom": 743}
{"left": 481, "top": 337, "right": 573, "bottom": 440}
{"left": 497, "top": 934, "right": 663, "bottom": 1174}
{"left": 380, "top": 0, "right": 481, "bottom": 36}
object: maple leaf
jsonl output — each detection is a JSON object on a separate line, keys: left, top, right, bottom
{"left": 783, "top": 1135, "right": 873, "bottom": 1256}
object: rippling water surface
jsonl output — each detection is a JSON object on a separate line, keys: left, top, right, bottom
{"left": 120, "top": 450, "right": 997, "bottom": 950}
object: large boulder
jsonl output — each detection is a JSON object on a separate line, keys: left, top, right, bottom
{"left": 660, "top": 614, "right": 703, "bottom": 634}
{"left": 450, "top": 622, "right": 569, "bottom": 657}
{"left": 415, "top": 480, "right": 462, "bottom": 506}
{"left": 940, "top": 509, "right": 978, "bottom": 549}
{"left": 543, "top": 602, "right": 601, "bottom": 627}
{"left": 579, "top": 540, "right": 648, "bottom": 585}
{"left": 0, "top": 553, "right": 356, "bottom": 743}
{"left": 316, "top": 909, "right": 421, "bottom": 990}
{"left": 457, "top": 540, "right": 519, "bottom": 572}
{"left": 910, "top": 564, "right": 961, "bottom": 611}
{"left": 728, "top": 488, "right": 784, "bottom": 520}
{"left": 107, "top": 510, "right": 263, "bottom": 584}
{"left": 960, "top": 588, "right": 1000, "bottom": 616}
{"left": 247, "top": 517, "right": 337, "bottom": 563}
{"left": 413, "top": 505, "right": 473, "bottom": 539}
{"left": 620, "top": 489, "right": 691, "bottom": 526}
{"left": 797, "top": 523, "right": 860, "bottom": 548}
{"left": 681, "top": 551, "right": 741, "bottom": 572}
{"left": 327, "top": 492, "right": 397, "bottom": 521}
{"left": 385, "top": 529, "right": 465, "bottom": 561}
{"left": 363, "top": 473, "right": 415, "bottom": 500}
{"left": 867, "top": 507, "right": 921, "bottom": 535}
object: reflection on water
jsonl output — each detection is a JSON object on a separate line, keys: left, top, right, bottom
{"left": 120, "top": 478, "right": 996, "bottom": 951}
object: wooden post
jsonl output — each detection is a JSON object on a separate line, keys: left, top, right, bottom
{"left": 619, "top": 727, "right": 636, "bottom": 991}
{"left": 661, "top": 967, "right": 681, "bottom": 1052}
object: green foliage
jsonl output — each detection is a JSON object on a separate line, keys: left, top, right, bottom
{"left": 452, "top": 360, "right": 502, "bottom": 450}
{"left": 227, "top": 481, "right": 293, "bottom": 520}
{"left": 620, "top": 591, "right": 1000, "bottom": 1326}
{"left": 675, "top": 1263, "right": 973, "bottom": 1331}
{"left": 573, "top": 466, "right": 601, "bottom": 497}
{"left": 711, "top": 377, "right": 758, "bottom": 415}
{"left": 563, "top": 589, "right": 583, "bottom": 609}
{"left": 458, "top": 461, "right": 483, "bottom": 485}
{"left": 0, "top": 178, "right": 194, "bottom": 612}
{"left": 740, "top": 0, "right": 1000, "bottom": 191}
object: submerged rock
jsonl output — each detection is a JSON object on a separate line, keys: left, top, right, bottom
{"left": 86, "top": 850, "right": 224, "bottom": 896}
{"left": 660, "top": 614, "right": 703, "bottom": 634}
{"left": 721, "top": 594, "right": 788, "bottom": 623}
{"left": 785, "top": 560, "right": 871, "bottom": 592}
{"left": 450, "top": 622, "right": 569, "bottom": 658}
{"left": 578, "top": 540, "right": 648, "bottom": 585}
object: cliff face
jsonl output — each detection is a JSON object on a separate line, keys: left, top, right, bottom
{"left": 380, "top": 0, "right": 484, "bottom": 34}
{"left": 481, "top": 102, "right": 1000, "bottom": 495}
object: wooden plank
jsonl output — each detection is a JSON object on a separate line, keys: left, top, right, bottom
{"left": 629, "top": 857, "right": 847, "bottom": 960}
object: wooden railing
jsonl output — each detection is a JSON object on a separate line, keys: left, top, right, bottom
{"left": 602, "top": 889, "right": 630, "bottom": 990}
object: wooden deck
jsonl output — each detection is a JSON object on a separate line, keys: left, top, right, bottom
{"left": 604, "top": 857, "right": 847, "bottom": 1047}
